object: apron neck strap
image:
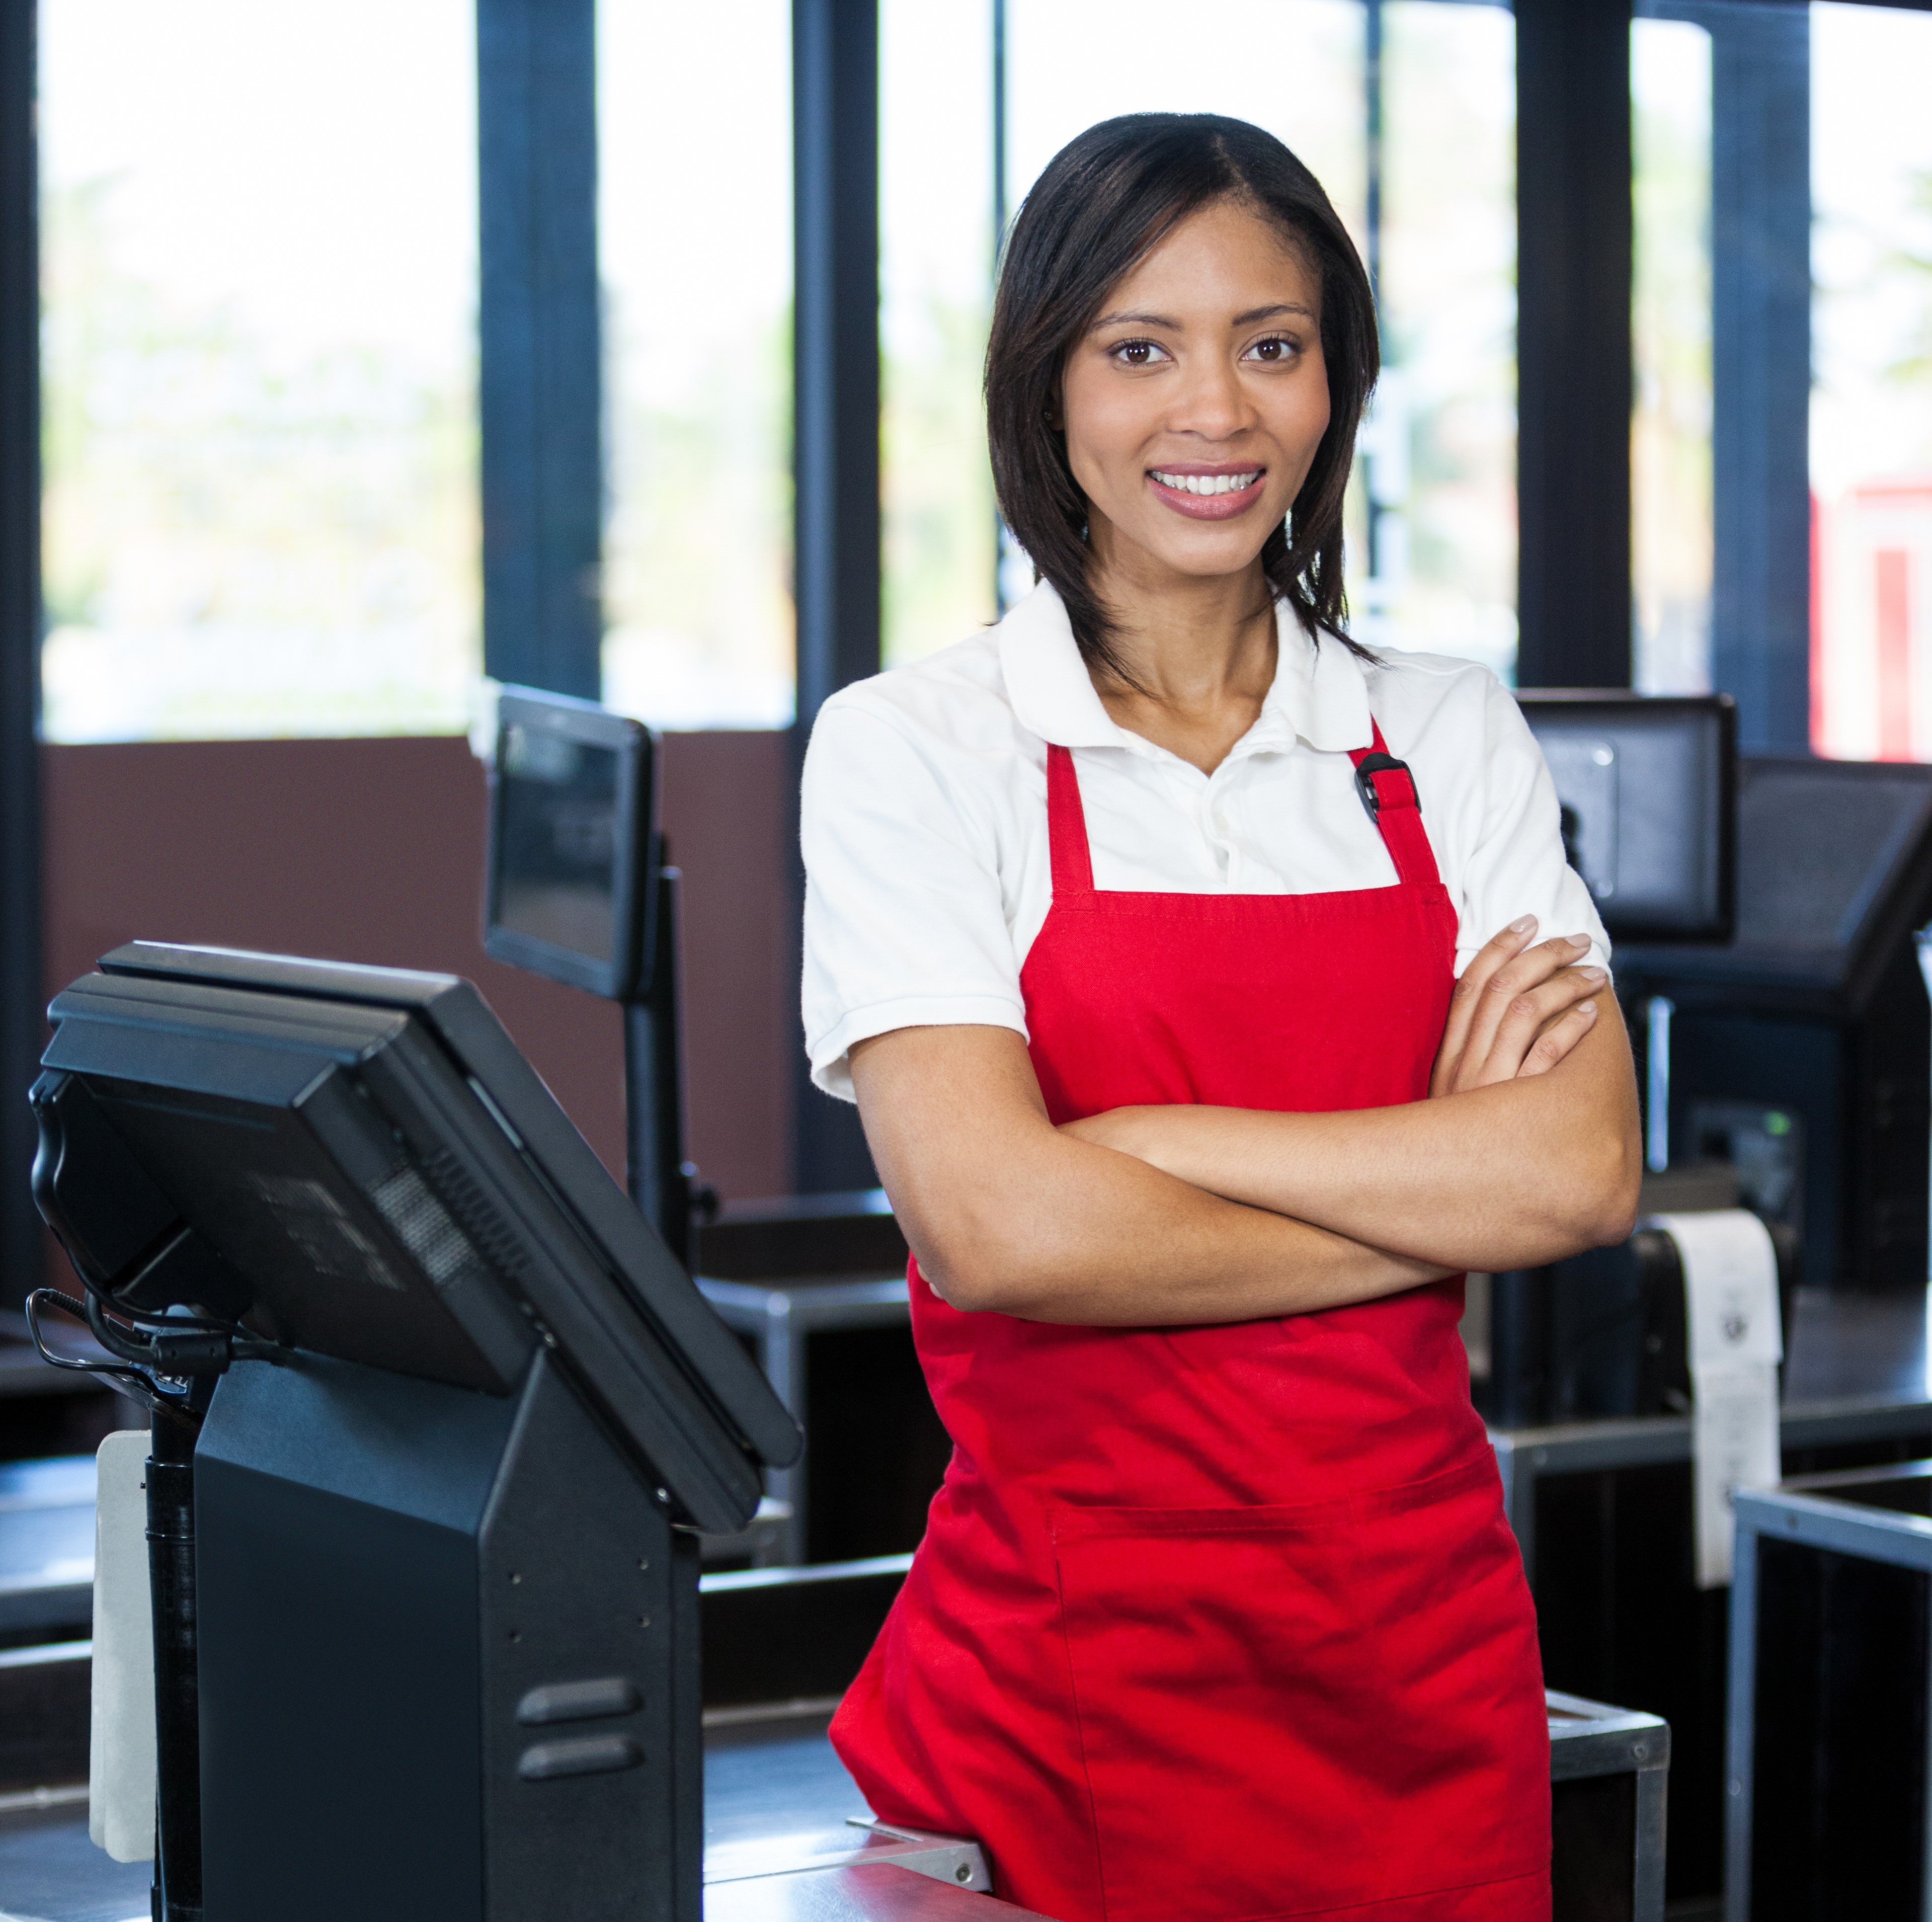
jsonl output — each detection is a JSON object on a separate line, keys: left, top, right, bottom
{"left": 1050, "top": 725, "right": 1440, "bottom": 895}
{"left": 1045, "top": 744, "right": 1095, "bottom": 895}
{"left": 1349, "top": 720, "right": 1441, "bottom": 889}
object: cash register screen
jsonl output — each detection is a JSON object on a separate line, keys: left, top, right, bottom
{"left": 485, "top": 689, "right": 653, "bottom": 1000}
{"left": 1517, "top": 691, "right": 1734, "bottom": 942}
{"left": 497, "top": 724, "right": 621, "bottom": 966}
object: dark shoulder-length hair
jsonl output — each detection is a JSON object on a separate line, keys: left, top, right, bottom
{"left": 986, "top": 113, "right": 1379, "bottom": 681}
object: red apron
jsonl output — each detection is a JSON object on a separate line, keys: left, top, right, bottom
{"left": 832, "top": 724, "right": 1551, "bottom": 1922}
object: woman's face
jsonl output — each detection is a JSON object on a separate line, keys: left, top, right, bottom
{"left": 1059, "top": 197, "right": 1330, "bottom": 591}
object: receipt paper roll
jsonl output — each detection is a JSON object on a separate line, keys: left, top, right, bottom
{"left": 90, "top": 1426, "right": 156, "bottom": 1863}
{"left": 1652, "top": 1209, "right": 1784, "bottom": 1589}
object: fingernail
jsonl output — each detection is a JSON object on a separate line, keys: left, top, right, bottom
{"left": 1579, "top": 966, "right": 1607, "bottom": 984}
{"left": 1508, "top": 914, "right": 1536, "bottom": 934}
{"left": 1567, "top": 934, "right": 1591, "bottom": 949}
{"left": 1579, "top": 1000, "right": 1598, "bottom": 1015}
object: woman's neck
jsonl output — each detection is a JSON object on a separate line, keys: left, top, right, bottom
{"left": 1087, "top": 548, "right": 1278, "bottom": 777}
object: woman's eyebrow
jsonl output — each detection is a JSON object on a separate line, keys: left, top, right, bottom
{"left": 1089, "top": 308, "right": 1180, "bottom": 330}
{"left": 1089, "top": 301, "right": 1318, "bottom": 333}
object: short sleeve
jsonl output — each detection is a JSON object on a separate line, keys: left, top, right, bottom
{"left": 801, "top": 697, "right": 1028, "bottom": 1101}
{"left": 1455, "top": 674, "right": 1612, "bottom": 978}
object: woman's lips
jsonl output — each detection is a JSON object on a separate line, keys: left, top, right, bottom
{"left": 1145, "top": 468, "right": 1267, "bottom": 522}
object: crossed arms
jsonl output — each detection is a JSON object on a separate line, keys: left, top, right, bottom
{"left": 848, "top": 920, "right": 1641, "bottom": 1327}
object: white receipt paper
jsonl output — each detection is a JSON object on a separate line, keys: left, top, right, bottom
{"left": 1654, "top": 1210, "right": 1784, "bottom": 1589}
{"left": 91, "top": 1427, "right": 156, "bottom": 1863}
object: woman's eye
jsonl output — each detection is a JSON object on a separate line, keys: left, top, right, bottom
{"left": 1244, "top": 335, "right": 1296, "bottom": 364}
{"left": 1111, "top": 339, "right": 1168, "bottom": 367}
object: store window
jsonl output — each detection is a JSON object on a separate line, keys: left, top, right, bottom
{"left": 1631, "top": 2, "right": 1932, "bottom": 754}
{"left": 880, "top": 0, "right": 997, "bottom": 669}
{"left": 39, "top": 0, "right": 479, "bottom": 742}
{"left": 1001, "top": 0, "right": 1517, "bottom": 675}
{"left": 1631, "top": 15, "right": 1714, "bottom": 696}
{"left": 1357, "top": 1, "right": 1517, "bottom": 676}
{"left": 1811, "top": 3, "right": 1932, "bottom": 759}
{"left": 598, "top": 0, "right": 794, "bottom": 730}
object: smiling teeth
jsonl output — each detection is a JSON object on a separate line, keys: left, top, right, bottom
{"left": 1153, "top": 471, "right": 1261, "bottom": 496}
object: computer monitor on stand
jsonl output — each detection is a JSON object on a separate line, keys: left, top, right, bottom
{"left": 1616, "top": 753, "right": 1932, "bottom": 1295}
{"left": 1479, "top": 693, "right": 1738, "bottom": 1427}
{"left": 28, "top": 944, "right": 802, "bottom": 1921}
{"left": 482, "top": 685, "right": 705, "bottom": 1266}
{"left": 1516, "top": 689, "right": 1737, "bottom": 1178}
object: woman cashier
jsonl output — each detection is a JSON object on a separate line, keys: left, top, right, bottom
{"left": 801, "top": 113, "right": 1640, "bottom": 1922}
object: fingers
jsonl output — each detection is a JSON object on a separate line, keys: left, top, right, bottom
{"left": 1458, "top": 932, "right": 1596, "bottom": 1084}
{"left": 1514, "top": 997, "right": 1601, "bottom": 1078}
{"left": 1463, "top": 964, "right": 1607, "bottom": 1087}
{"left": 1436, "top": 915, "right": 1539, "bottom": 1092}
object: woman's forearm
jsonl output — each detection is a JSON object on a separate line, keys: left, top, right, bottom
{"left": 853, "top": 1025, "right": 1452, "bottom": 1325}
{"left": 919, "top": 1140, "right": 1450, "bottom": 1324}
{"left": 1069, "top": 1007, "right": 1641, "bottom": 1272}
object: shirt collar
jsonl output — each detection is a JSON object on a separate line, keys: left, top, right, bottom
{"left": 996, "top": 579, "right": 1375, "bottom": 756}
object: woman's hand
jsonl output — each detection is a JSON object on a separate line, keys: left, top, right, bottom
{"left": 1429, "top": 917, "right": 1605, "bottom": 1098}
{"left": 1057, "top": 919, "right": 1640, "bottom": 1273}
{"left": 1071, "top": 915, "right": 1609, "bottom": 1170}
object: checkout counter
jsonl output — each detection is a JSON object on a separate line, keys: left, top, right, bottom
{"left": 6, "top": 686, "right": 1928, "bottom": 1920}
{"left": 1477, "top": 704, "right": 1932, "bottom": 1910}
{"left": 0, "top": 679, "right": 1050, "bottom": 1922}
{"left": 0, "top": 939, "right": 1676, "bottom": 1922}
{"left": 3, "top": 941, "right": 1051, "bottom": 1922}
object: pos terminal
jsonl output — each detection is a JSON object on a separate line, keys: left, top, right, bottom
{"left": 26, "top": 941, "right": 801, "bottom": 1922}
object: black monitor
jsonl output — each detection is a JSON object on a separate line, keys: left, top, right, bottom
{"left": 479, "top": 686, "right": 698, "bottom": 1258}
{"left": 1516, "top": 691, "right": 1735, "bottom": 942}
{"left": 484, "top": 687, "right": 655, "bottom": 1001}
{"left": 1618, "top": 756, "right": 1932, "bottom": 1001}
{"left": 1614, "top": 757, "right": 1932, "bottom": 1296}
{"left": 31, "top": 942, "right": 802, "bottom": 1919}
{"left": 33, "top": 941, "right": 798, "bottom": 1528}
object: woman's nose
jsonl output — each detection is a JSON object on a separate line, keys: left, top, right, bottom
{"left": 1165, "top": 356, "right": 1253, "bottom": 440}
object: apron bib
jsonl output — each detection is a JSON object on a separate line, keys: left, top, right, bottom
{"left": 833, "top": 726, "right": 1551, "bottom": 1922}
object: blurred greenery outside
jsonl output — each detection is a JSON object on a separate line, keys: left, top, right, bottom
{"left": 881, "top": 293, "right": 996, "bottom": 672}
{"left": 1631, "top": 17, "right": 1715, "bottom": 697}
{"left": 599, "top": 296, "right": 796, "bottom": 731}
{"left": 41, "top": 176, "right": 480, "bottom": 742}
{"left": 60, "top": 6, "right": 1932, "bottom": 744}
{"left": 1348, "top": 0, "right": 1519, "bottom": 680}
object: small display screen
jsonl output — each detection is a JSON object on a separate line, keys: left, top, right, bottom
{"left": 1521, "top": 697, "right": 1731, "bottom": 940}
{"left": 494, "top": 723, "right": 622, "bottom": 966}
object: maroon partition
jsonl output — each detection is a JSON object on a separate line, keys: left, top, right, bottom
{"left": 40, "top": 732, "right": 794, "bottom": 1277}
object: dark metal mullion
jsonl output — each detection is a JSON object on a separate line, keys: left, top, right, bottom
{"left": 792, "top": 0, "right": 882, "bottom": 734}
{"left": 1515, "top": 0, "right": 1636, "bottom": 690}
{"left": 1363, "top": 0, "right": 1388, "bottom": 588}
{"left": 791, "top": 0, "right": 881, "bottom": 1192}
{"left": 992, "top": 0, "right": 1010, "bottom": 618}
{"left": 1639, "top": 0, "right": 1813, "bottom": 753}
{"left": 0, "top": 0, "right": 39, "bottom": 1308}
{"left": 1705, "top": 4, "right": 1810, "bottom": 755}
{"left": 477, "top": 0, "right": 602, "bottom": 700}
{"left": 992, "top": 0, "right": 1007, "bottom": 275}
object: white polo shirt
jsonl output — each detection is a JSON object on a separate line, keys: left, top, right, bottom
{"left": 801, "top": 583, "right": 1609, "bottom": 1101}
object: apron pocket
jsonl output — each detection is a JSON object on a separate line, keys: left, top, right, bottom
{"left": 1048, "top": 1455, "right": 1549, "bottom": 1922}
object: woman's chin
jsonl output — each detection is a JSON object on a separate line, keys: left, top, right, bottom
{"left": 1105, "top": 524, "right": 1278, "bottom": 590}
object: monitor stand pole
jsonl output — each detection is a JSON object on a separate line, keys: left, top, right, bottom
{"left": 148, "top": 1400, "right": 203, "bottom": 1922}
{"left": 623, "top": 857, "right": 707, "bottom": 1269}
